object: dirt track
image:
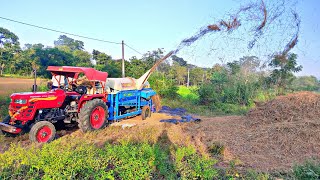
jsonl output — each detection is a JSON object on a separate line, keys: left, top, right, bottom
{"left": 0, "top": 77, "right": 47, "bottom": 96}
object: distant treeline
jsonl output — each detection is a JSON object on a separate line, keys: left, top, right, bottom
{"left": 0, "top": 27, "right": 319, "bottom": 101}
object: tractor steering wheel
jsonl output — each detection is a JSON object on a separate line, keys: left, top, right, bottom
{"left": 75, "top": 85, "right": 87, "bottom": 95}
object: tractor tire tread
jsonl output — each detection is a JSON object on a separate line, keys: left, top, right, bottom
{"left": 141, "top": 106, "right": 151, "bottom": 120}
{"left": 78, "top": 99, "right": 108, "bottom": 133}
{"left": 29, "top": 121, "right": 56, "bottom": 143}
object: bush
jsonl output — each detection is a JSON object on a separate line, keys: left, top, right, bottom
{"left": 0, "top": 96, "right": 10, "bottom": 119}
{"left": 174, "top": 146, "right": 218, "bottom": 179}
{"left": 198, "top": 83, "right": 219, "bottom": 105}
{"left": 149, "top": 72, "right": 178, "bottom": 99}
{"left": 0, "top": 140, "right": 218, "bottom": 179}
{"left": 208, "top": 142, "right": 225, "bottom": 156}
{"left": 293, "top": 160, "right": 320, "bottom": 180}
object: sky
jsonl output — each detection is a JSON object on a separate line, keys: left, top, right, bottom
{"left": 1, "top": 0, "right": 319, "bottom": 77}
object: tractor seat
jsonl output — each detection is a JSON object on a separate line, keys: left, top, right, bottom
{"left": 75, "top": 85, "right": 87, "bottom": 95}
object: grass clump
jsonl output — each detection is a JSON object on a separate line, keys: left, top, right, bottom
{"left": 208, "top": 142, "right": 225, "bottom": 157}
{"left": 174, "top": 146, "right": 218, "bottom": 179}
{"left": 293, "top": 159, "right": 320, "bottom": 180}
{"left": 0, "top": 96, "right": 10, "bottom": 119}
{"left": 0, "top": 138, "right": 218, "bottom": 179}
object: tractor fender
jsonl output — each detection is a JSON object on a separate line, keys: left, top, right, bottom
{"left": 78, "top": 94, "right": 107, "bottom": 111}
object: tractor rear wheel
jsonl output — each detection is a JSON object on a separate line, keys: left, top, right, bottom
{"left": 29, "top": 121, "right": 56, "bottom": 143}
{"left": 141, "top": 106, "right": 151, "bottom": 120}
{"left": 78, "top": 99, "right": 108, "bottom": 133}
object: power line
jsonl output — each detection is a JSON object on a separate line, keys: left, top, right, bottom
{"left": 0, "top": 16, "right": 121, "bottom": 45}
{"left": 0, "top": 16, "right": 147, "bottom": 57}
{"left": 124, "top": 43, "right": 144, "bottom": 55}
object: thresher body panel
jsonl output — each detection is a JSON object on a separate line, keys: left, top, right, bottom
{"left": 107, "top": 88, "right": 156, "bottom": 121}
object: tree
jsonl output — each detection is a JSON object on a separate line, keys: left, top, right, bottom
{"left": 189, "top": 67, "right": 205, "bottom": 86}
{"left": 291, "top": 76, "right": 320, "bottom": 91}
{"left": 73, "top": 50, "right": 92, "bottom": 67}
{"left": 126, "top": 56, "right": 148, "bottom": 78}
{"left": 95, "top": 61, "right": 121, "bottom": 78}
{"left": 0, "top": 27, "right": 20, "bottom": 75}
{"left": 35, "top": 47, "right": 76, "bottom": 78}
{"left": 239, "top": 56, "right": 261, "bottom": 76}
{"left": 54, "top": 35, "right": 84, "bottom": 51}
{"left": 171, "top": 55, "right": 187, "bottom": 66}
{"left": 171, "top": 62, "right": 187, "bottom": 85}
{"left": 142, "top": 48, "right": 164, "bottom": 69}
{"left": 267, "top": 53, "right": 302, "bottom": 93}
{"left": 92, "top": 49, "right": 101, "bottom": 60}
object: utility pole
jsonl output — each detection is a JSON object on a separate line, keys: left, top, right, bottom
{"left": 122, "top": 40, "right": 125, "bottom": 78}
{"left": 187, "top": 68, "right": 190, "bottom": 87}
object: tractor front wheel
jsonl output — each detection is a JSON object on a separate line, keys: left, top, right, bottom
{"left": 78, "top": 99, "right": 108, "bottom": 133}
{"left": 141, "top": 106, "right": 151, "bottom": 120}
{"left": 29, "top": 121, "right": 56, "bottom": 143}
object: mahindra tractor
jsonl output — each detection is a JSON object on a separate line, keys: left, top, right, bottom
{"left": 0, "top": 51, "right": 172, "bottom": 143}
{"left": 0, "top": 66, "right": 109, "bottom": 143}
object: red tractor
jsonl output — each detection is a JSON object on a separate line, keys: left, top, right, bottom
{"left": 0, "top": 66, "right": 109, "bottom": 143}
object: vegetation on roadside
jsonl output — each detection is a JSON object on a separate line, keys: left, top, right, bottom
{"left": 156, "top": 55, "right": 319, "bottom": 115}
{"left": 0, "top": 137, "right": 218, "bottom": 179}
{"left": 0, "top": 96, "right": 10, "bottom": 119}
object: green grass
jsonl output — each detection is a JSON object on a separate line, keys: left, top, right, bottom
{"left": 177, "top": 86, "right": 199, "bottom": 102}
{"left": 162, "top": 97, "right": 226, "bottom": 116}
{"left": 1, "top": 74, "right": 33, "bottom": 79}
{"left": 0, "top": 139, "right": 218, "bottom": 179}
{"left": 163, "top": 85, "right": 249, "bottom": 116}
{"left": 293, "top": 159, "right": 320, "bottom": 180}
{"left": 0, "top": 96, "right": 10, "bottom": 119}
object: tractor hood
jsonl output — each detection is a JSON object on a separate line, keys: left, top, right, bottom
{"left": 10, "top": 89, "right": 65, "bottom": 100}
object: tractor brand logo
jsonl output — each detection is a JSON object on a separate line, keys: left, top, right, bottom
{"left": 121, "top": 83, "right": 133, "bottom": 88}
{"left": 123, "top": 93, "right": 133, "bottom": 97}
{"left": 29, "top": 97, "right": 58, "bottom": 102}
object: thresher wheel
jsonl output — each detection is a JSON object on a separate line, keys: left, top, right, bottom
{"left": 29, "top": 121, "right": 56, "bottom": 143}
{"left": 78, "top": 99, "right": 108, "bottom": 133}
{"left": 141, "top": 106, "right": 151, "bottom": 120}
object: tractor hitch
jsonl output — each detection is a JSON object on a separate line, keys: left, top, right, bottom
{"left": 0, "top": 122, "right": 21, "bottom": 133}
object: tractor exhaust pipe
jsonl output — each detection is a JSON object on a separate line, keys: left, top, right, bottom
{"left": 32, "top": 66, "right": 37, "bottom": 92}
{"left": 136, "top": 51, "right": 174, "bottom": 90}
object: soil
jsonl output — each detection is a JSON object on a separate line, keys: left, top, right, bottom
{"left": 0, "top": 77, "right": 47, "bottom": 96}
{"left": 183, "top": 92, "right": 320, "bottom": 171}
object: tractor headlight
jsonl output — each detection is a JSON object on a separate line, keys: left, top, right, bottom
{"left": 14, "top": 99, "right": 27, "bottom": 104}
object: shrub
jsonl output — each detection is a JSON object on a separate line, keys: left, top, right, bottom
{"left": 0, "top": 96, "right": 10, "bottom": 119}
{"left": 208, "top": 142, "right": 225, "bottom": 156}
{"left": 293, "top": 160, "right": 320, "bottom": 180}
{"left": 198, "top": 83, "right": 219, "bottom": 105}
{"left": 149, "top": 72, "right": 178, "bottom": 99}
{"left": 174, "top": 146, "right": 218, "bottom": 179}
{"left": 0, "top": 140, "right": 218, "bottom": 179}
